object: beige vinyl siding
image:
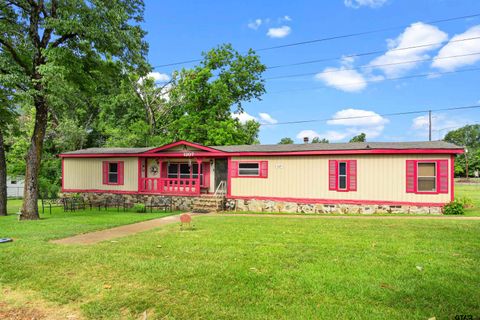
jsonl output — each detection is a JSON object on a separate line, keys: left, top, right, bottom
{"left": 231, "top": 154, "right": 451, "bottom": 203}
{"left": 63, "top": 157, "right": 138, "bottom": 192}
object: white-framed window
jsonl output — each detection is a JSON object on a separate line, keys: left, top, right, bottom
{"left": 167, "top": 163, "right": 203, "bottom": 183}
{"left": 338, "top": 161, "right": 347, "bottom": 190}
{"left": 108, "top": 162, "right": 119, "bottom": 184}
{"left": 417, "top": 162, "right": 436, "bottom": 192}
{"left": 238, "top": 162, "right": 260, "bottom": 176}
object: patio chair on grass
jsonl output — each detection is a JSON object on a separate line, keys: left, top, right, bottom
{"left": 145, "top": 197, "right": 173, "bottom": 213}
{"left": 105, "top": 195, "right": 128, "bottom": 212}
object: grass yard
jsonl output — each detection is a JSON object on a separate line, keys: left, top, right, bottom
{"left": 456, "top": 183, "right": 480, "bottom": 215}
{"left": 1, "top": 199, "right": 479, "bottom": 319}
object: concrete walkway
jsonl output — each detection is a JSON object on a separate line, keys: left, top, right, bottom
{"left": 52, "top": 212, "right": 480, "bottom": 245}
{"left": 51, "top": 214, "right": 186, "bottom": 245}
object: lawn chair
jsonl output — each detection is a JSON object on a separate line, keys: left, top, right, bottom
{"left": 145, "top": 196, "right": 173, "bottom": 213}
{"left": 105, "top": 195, "right": 127, "bottom": 212}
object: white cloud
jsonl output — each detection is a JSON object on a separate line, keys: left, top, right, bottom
{"left": 232, "top": 112, "right": 257, "bottom": 124}
{"left": 296, "top": 130, "right": 349, "bottom": 142}
{"left": 248, "top": 19, "right": 262, "bottom": 30}
{"left": 145, "top": 72, "right": 170, "bottom": 82}
{"left": 267, "top": 26, "right": 291, "bottom": 38}
{"left": 369, "top": 22, "right": 448, "bottom": 76}
{"left": 284, "top": 15, "right": 292, "bottom": 21}
{"left": 432, "top": 25, "right": 480, "bottom": 71}
{"left": 232, "top": 112, "right": 277, "bottom": 125}
{"left": 327, "top": 108, "right": 389, "bottom": 126}
{"left": 259, "top": 113, "right": 278, "bottom": 124}
{"left": 344, "top": 0, "right": 387, "bottom": 8}
{"left": 411, "top": 113, "right": 469, "bottom": 139}
{"left": 315, "top": 67, "right": 367, "bottom": 92}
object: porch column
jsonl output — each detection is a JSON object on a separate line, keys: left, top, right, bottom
{"left": 196, "top": 158, "right": 202, "bottom": 195}
{"left": 157, "top": 159, "right": 163, "bottom": 193}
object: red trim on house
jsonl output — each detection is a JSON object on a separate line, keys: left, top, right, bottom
{"left": 144, "top": 140, "right": 223, "bottom": 154}
{"left": 137, "top": 158, "right": 141, "bottom": 193}
{"left": 450, "top": 155, "right": 455, "bottom": 202}
{"left": 229, "top": 195, "right": 446, "bottom": 207}
{"left": 59, "top": 148, "right": 464, "bottom": 158}
{"left": 61, "top": 158, "right": 65, "bottom": 192}
{"left": 227, "top": 157, "right": 232, "bottom": 197}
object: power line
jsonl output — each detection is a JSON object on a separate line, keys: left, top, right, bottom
{"left": 152, "top": 12, "right": 480, "bottom": 69}
{"left": 267, "top": 66, "right": 480, "bottom": 95}
{"left": 260, "top": 105, "right": 480, "bottom": 126}
{"left": 266, "top": 36, "right": 480, "bottom": 70}
{"left": 265, "top": 51, "right": 480, "bottom": 80}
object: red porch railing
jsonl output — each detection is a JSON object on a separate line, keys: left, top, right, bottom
{"left": 139, "top": 178, "right": 200, "bottom": 195}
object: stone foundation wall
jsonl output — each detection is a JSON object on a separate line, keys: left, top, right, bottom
{"left": 226, "top": 198, "right": 443, "bottom": 214}
{"left": 66, "top": 193, "right": 444, "bottom": 214}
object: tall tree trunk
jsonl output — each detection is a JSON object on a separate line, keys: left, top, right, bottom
{"left": 20, "top": 95, "right": 48, "bottom": 220}
{"left": 0, "top": 127, "right": 7, "bottom": 216}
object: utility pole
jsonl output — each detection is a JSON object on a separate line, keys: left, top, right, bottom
{"left": 428, "top": 110, "right": 432, "bottom": 141}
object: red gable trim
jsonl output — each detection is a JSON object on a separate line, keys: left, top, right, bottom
{"left": 60, "top": 148, "right": 464, "bottom": 158}
{"left": 144, "top": 140, "right": 223, "bottom": 154}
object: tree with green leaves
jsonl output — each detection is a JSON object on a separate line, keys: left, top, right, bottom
{"left": 278, "top": 137, "right": 294, "bottom": 144}
{"left": 444, "top": 124, "right": 480, "bottom": 177}
{"left": 162, "top": 44, "right": 266, "bottom": 145}
{"left": 312, "top": 137, "right": 329, "bottom": 143}
{"left": 350, "top": 133, "right": 366, "bottom": 143}
{"left": 0, "top": 0, "right": 148, "bottom": 220}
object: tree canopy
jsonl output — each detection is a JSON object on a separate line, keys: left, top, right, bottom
{"left": 278, "top": 137, "right": 294, "bottom": 144}
{"left": 349, "top": 133, "right": 366, "bottom": 143}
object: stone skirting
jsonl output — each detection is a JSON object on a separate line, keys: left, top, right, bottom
{"left": 225, "top": 198, "right": 443, "bottom": 214}
{"left": 68, "top": 193, "right": 196, "bottom": 211}
{"left": 64, "top": 193, "right": 444, "bottom": 214}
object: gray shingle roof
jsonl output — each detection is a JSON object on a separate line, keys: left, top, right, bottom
{"left": 62, "top": 141, "right": 462, "bottom": 155}
{"left": 62, "top": 147, "right": 154, "bottom": 155}
{"left": 210, "top": 141, "right": 462, "bottom": 152}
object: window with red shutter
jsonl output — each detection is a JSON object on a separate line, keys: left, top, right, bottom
{"left": 438, "top": 160, "right": 449, "bottom": 193}
{"left": 328, "top": 160, "right": 337, "bottom": 191}
{"left": 260, "top": 161, "right": 268, "bottom": 178}
{"left": 102, "top": 161, "right": 124, "bottom": 185}
{"left": 348, "top": 160, "right": 357, "bottom": 191}
{"left": 406, "top": 160, "right": 416, "bottom": 193}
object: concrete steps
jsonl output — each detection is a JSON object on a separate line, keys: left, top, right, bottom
{"left": 192, "top": 195, "right": 225, "bottom": 213}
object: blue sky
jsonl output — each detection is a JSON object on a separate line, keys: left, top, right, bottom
{"left": 142, "top": 0, "right": 480, "bottom": 144}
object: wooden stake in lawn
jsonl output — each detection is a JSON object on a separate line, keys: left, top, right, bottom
{"left": 180, "top": 213, "right": 192, "bottom": 230}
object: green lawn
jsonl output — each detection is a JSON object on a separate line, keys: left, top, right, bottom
{"left": 1, "top": 200, "right": 479, "bottom": 319}
{"left": 456, "top": 183, "right": 480, "bottom": 215}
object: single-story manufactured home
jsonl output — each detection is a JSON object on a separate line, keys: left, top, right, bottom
{"left": 60, "top": 140, "right": 463, "bottom": 214}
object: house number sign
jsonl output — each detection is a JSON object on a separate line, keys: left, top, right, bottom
{"left": 183, "top": 151, "right": 195, "bottom": 157}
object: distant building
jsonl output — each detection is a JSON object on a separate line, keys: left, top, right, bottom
{"left": 7, "top": 176, "right": 24, "bottom": 198}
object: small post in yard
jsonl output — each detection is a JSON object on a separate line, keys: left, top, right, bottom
{"left": 428, "top": 110, "right": 432, "bottom": 141}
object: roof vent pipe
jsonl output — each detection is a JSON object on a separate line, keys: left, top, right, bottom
{"left": 303, "top": 137, "right": 309, "bottom": 144}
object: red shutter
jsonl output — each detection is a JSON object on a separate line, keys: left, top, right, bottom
{"left": 260, "top": 161, "right": 268, "bottom": 178}
{"left": 438, "top": 160, "right": 448, "bottom": 193}
{"left": 329, "top": 160, "right": 337, "bottom": 191}
{"left": 161, "top": 162, "right": 167, "bottom": 178}
{"left": 348, "top": 160, "right": 357, "bottom": 191}
{"left": 406, "top": 160, "right": 416, "bottom": 193}
{"left": 102, "top": 161, "right": 108, "bottom": 185}
{"left": 118, "top": 161, "right": 124, "bottom": 185}
{"left": 203, "top": 163, "right": 210, "bottom": 188}
{"left": 230, "top": 161, "right": 238, "bottom": 178}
